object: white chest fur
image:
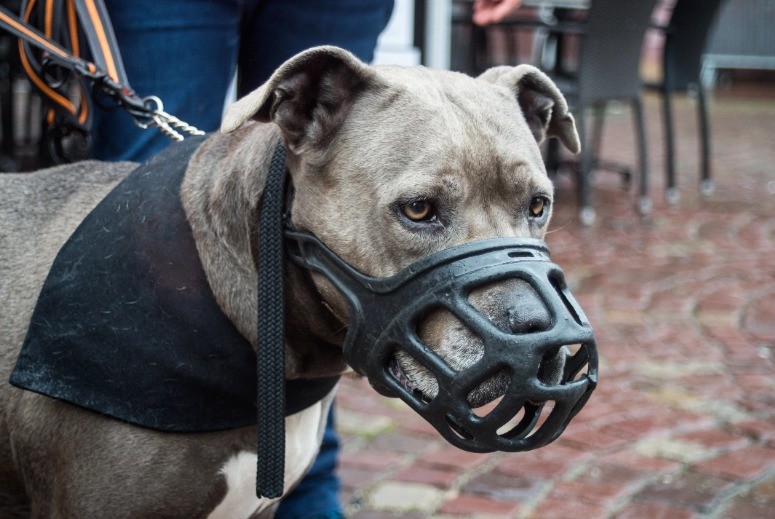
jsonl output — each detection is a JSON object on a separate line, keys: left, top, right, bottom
{"left": 207, "top": 392, "right": 334, "bottom": 519}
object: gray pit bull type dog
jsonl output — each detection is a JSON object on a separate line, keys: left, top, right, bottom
{"left": 0, "top": 46, "right": 580, "bottom": 517}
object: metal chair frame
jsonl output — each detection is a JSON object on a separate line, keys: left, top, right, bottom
{"left": 645, "top": 0, "right": 726, "bottom": 203}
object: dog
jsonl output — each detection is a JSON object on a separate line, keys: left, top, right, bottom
{"left": 0, "top": 46, "right": 580, "bottom": 517}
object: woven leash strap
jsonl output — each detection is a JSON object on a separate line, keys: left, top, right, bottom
{"left": 256, "top": 142, "right": 289, "bottom": 499}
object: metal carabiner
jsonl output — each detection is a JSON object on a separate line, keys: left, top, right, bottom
{"left": 132, "top": 95, "right": 205, "bottom": 142}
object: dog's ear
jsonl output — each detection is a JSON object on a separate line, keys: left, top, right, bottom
{"left": 221, "top": 46, "right": 373, "bottom": 152}
{"left": 478, "top": 65, "right": 580, "bottom": 154}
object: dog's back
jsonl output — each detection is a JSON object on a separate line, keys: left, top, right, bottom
{"left": 0, "top": 161, "right": 135, "bottom": 514}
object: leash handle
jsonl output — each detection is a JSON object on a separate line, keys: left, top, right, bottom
{"left": 255, "top": 142, "right": 290, "bottom": 499}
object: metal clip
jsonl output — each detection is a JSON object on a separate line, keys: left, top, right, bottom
{"left": 133, "top": 96, "right": 206, "bottom": 141}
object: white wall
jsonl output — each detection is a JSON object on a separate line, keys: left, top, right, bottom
{"left": 373, "top": 0, "right": 422, "bottom": 66}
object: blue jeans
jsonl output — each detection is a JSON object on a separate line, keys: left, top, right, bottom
{"left": 92, "top": 1, "right": 393, "bottom": 516}
{"left": 92, "top": 0, "right": 393, "bottom": 162}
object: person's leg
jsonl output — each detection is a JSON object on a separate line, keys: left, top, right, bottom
{"left": 244, "top": 4, "right": 393, "bottom": 516}
{"left": 91, "top": 0, "right": 242, "bottom": 162}
{"left": 276, "top": 405, "right": 342, "bottom": 519}
{"left": 237, "top": 0, "right": 394, "bottom": 95}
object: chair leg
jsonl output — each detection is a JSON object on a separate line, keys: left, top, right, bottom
{"left": 662, "top": 88, "right": 679, "bottom": 204}
{"left": 695, "top": 82, "right": 713, "bottom": 196}
{"left": 545, "top": 137, "right": 560, "bottom": 177}
{"left": 632, "top": 97, "right": 651, "bottom": 215}
{"left": 576, "top": 108, "right": 595, "bottom": 225}
{"left": 473, "top": 25, "right": 488, "bottom": 75}
{"left": 589, "top": 103, "right": 605, "bottom": 162}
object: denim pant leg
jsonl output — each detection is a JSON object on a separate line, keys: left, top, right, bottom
{"left": 93, "top": 1, "right": 393, "bottom": 516}
{"left": 91, "top": 0, "right": 242, "bottom": 162}
{"left": 262, "top": 2, "right": 393, "bottom": 514}
{"left": 237, "top": 0, "right": 394, "bottom": 96}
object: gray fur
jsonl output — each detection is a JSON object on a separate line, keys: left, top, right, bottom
{"left": 0, "top": 46, "right": 577, "bottom": 517}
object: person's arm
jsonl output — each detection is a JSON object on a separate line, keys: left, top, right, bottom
{"left": 472, "top": 0, "right": 523, "bottom": 26}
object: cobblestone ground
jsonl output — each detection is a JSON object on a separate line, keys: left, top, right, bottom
{"left": 334, "top": 85, "right": 775, "bottom": 518}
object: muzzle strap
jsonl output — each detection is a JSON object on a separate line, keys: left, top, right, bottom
{"left": 256, "top": 142, "right": 289, "bottom": 499}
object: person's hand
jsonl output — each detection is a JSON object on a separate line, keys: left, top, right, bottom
{"left": 472, "top": 0, "right": 523, "bottom": 26}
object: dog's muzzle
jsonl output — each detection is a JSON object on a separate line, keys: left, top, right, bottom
{"left": 286, "top": 231, "right": 598, "bottom": 453}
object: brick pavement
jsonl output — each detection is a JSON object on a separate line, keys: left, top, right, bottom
{"left": 333, "top": 84, "right": 775, "bottom": 518}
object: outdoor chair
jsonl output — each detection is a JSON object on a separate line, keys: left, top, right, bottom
{"left": 532, "top": 0, "right": 659, "bottom": 224}
{"left": 459, "top": 0, "right": 657, "bottom": 224}
{"left": 645, "top": 0, "right": 727, "bottom": 204}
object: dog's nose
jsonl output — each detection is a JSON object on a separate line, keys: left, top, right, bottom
{"left": 469, "top": 279, "right": 552, "bottom": 335}
{"left": 504, "top": 286, "right": 552, "bottom": 334}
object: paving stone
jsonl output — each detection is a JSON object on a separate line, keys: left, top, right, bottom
{"left": 366, "top": 431, "right": 440, "bottom": 456}
{"left": 634, "top": 437, "right": 713, "bottom": 463}
{"left": 748, "top": 474, "right": 775, "bottom": 501}
{"left": 528, "top": 496, "right": 609, "bottom": 519}
{"left": 462, "top": 471, "right": 545, "bottom": 502}
{"left": 633, "top": 360, "right": 725, "bottom": 379}
{"left": 392, "top": 463, "right": 459, "bottom": 489}
{"left": 339, "top": 465, "right": 385, "bottom": 493}
{"left": 692, "top": 445, "right": 775, "bottom": 480}
{"left": 437, "top": 494, "right": 521, "bottom": 516}
{"left": 574, "top": 463, "right": 648, "bottom": 489}
{"left": 337, "top": 409, "right": 394, "bottom": 438}
{"left": 339, "top": 450, "right": 407, "bottom": 470}
{"left": 717, "top": 473, "right": 775, "bottom": 518}
{"left": 676, "top": 429, "right": 750, "bottom": 450}
{"left": 599, "top": 449, "right": 682, "bottom": 474}
{"left": 556, "top": 425, "right": 632, "bottom": 451}
{"left": 418, "top": 447, "right": 491, "bottom": 471}
{"left": 736, "top": 419, "right": 775, "bottom": 443}
{"left": 364, "top": 482, "right": 446, "bottom": 512}
{"left": 394, "top": 417, "right": 439, "bottom": 437}
{"left": 494, "top": 444, "right": 589, "bottom": 478}
{"left": 351, "top": 511, "right": 426, "bottom": 519}
{"left": 633, "top": 470, "right": 737, "bottom": 512}
{"left": 719, "top": 498, "right": 775, "bottom": 519}
{"left": 611, "top": 501, "right": 697, "bottom": 519}
{"left": 545, "top": 479, "right": 628, "bottom": 507}
{"left": 608, "top": 409, "right": 714, "bottom": 440}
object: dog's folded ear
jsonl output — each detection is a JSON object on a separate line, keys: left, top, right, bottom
{"left": 478, "top": 65, "right": 580, "bottom": 154}
{"left": 221, "top": 46, "right": 374, "bottom": 152}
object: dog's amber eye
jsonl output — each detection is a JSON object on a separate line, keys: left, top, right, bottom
{"left": 529, "top": 196, "right": 547, "bottom": 218}
{"left": 402, "top": 200, "right": 434, "bottom": 222}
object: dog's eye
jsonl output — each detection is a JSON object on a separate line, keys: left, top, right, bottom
{"left": 529, "top": 196, "right": 548, "bottom": 218}
{"left": 401, "top": 200, "right": 435, "bottom": 222}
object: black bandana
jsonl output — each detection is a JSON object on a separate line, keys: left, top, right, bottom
{"left": 10, "top": 137, "right": 338, "bottom": 432}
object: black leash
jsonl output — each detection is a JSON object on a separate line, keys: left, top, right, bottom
{"left": 256, "top": 142, "right": 289, "bottom": 499}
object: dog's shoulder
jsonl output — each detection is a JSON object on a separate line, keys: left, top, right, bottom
{"left": 1, "top": 160, "right": 137, "bottom": 241}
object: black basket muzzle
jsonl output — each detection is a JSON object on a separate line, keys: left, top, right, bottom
{"left": 286, "top": 231, "right": 598, "bottom": 453}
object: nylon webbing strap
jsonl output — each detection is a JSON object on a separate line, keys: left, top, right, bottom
{"left": 256, "top": 142, "right": 289, "bottom": 499}
{"left": 72, "top": 0, "right": 129, "bottom": 85}
{"left": 0, "top": 2, "right": 204, "bottom": 144}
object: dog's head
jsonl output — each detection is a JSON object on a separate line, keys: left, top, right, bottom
{"left": 223, "top": 47, "right": 589, "bottom": 448}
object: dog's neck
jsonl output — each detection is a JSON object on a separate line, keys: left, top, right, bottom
{"left": 180, "top": 125, "right": 347, "bottom": 379}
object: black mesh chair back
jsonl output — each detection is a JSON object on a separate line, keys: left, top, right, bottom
{"left": 552, "top": 0, "right": 658, "bottom": 222}
{"left": 663, "top": 0, "right": 726, "bottom": 91}
{"left": 577, "top": 0, "right": 658, "bottom": 103}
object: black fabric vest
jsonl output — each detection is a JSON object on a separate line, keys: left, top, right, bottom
{"left": 10, "top": 137, "right": 339, "bottom": 432}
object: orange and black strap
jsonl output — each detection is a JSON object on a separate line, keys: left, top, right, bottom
{"left": 1, "top": 2, "right": 203, "bottom": 142}
{"left": 71, "top": 0, "right": 128, "bottom": 85}
{"left": 1, "top": 0, "right": 142, "bottom": 130}
{"left": 2, "top": 1, "right": 84, "bottom": 124}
